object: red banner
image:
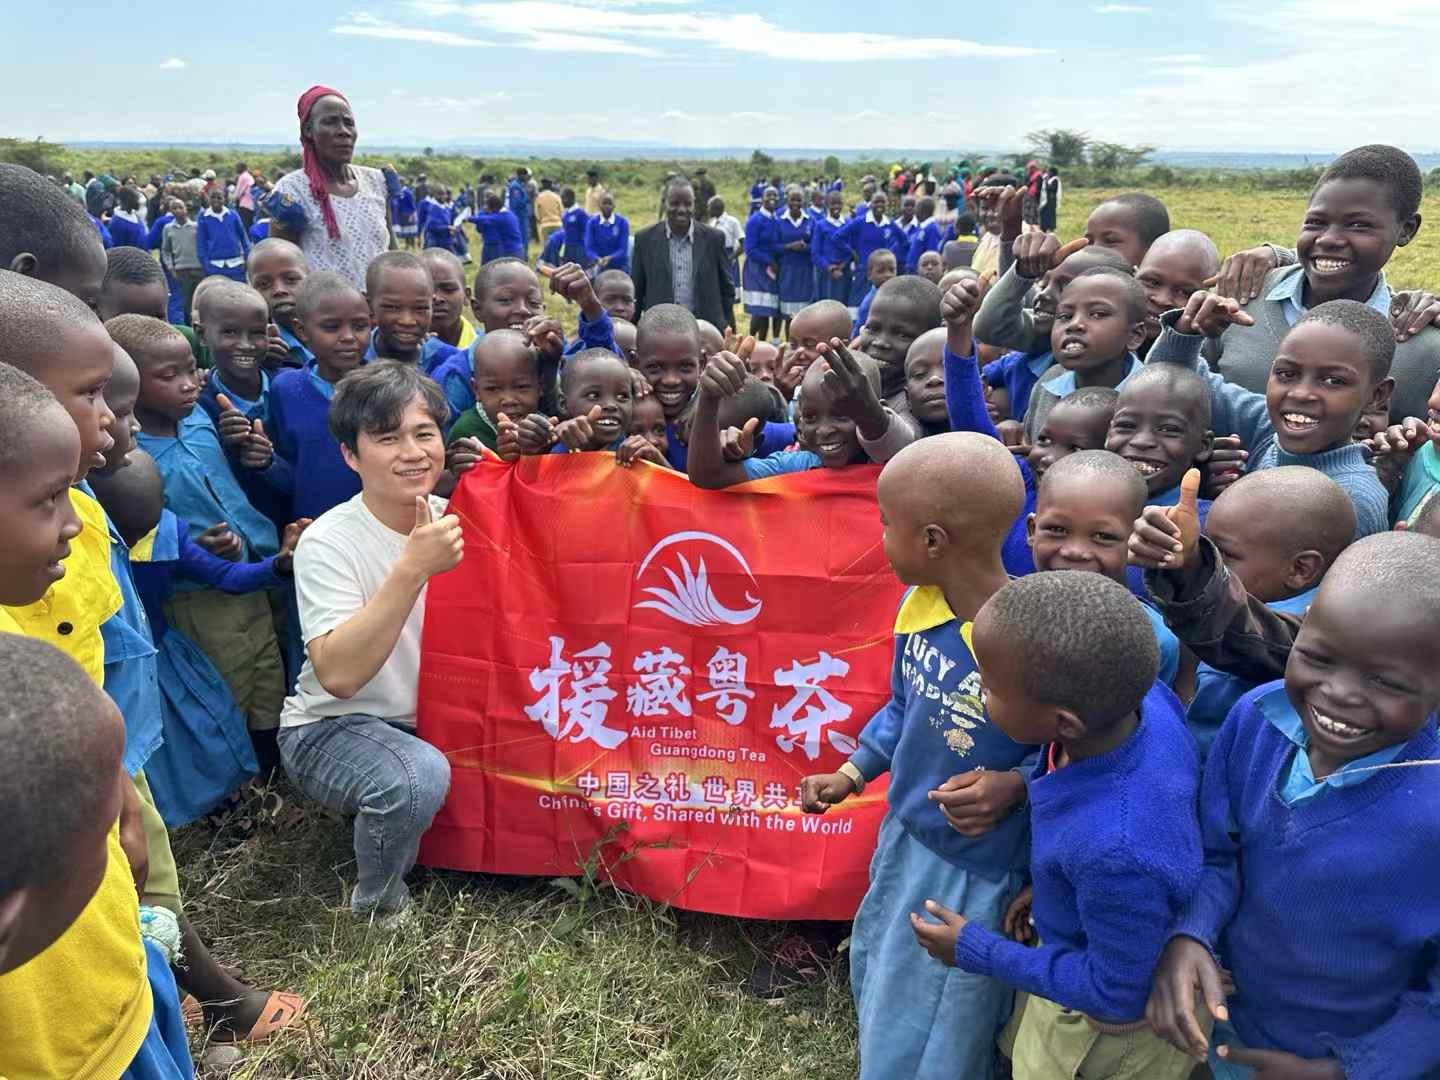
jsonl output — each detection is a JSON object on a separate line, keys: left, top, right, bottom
{"left": 417, "top": 455, "right": 903, "bottom": 919}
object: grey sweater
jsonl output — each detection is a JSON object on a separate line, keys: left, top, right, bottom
{"left": 161, "top": 220, "right": 201, "bottom": 272}
{"left": 1150, "top": 310, "right": 1390, "bottom": 537}
{"left": 1202, "top": 263, "right": 1440, "bottom": 422}
{"left": 973, "top": 263, "right": 1050, "bottom": 357}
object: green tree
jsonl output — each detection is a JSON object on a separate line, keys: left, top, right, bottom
{"left": 823, "top": 154, "right": 841, "bottom": 176}
{"left": 749, "top": 148, "right": 774, "bottom": 175}
{"left": 1025, "top": 129, "right": 1088, "bottom": 168}
{"left": 424, "top": 146, "right": 435, "bottom": 158}
{"left": 0, "top": 137, "right": 67, "bottom": 176}
{"left": 1088, "top": 141, "right": 1155, "bottom": 177}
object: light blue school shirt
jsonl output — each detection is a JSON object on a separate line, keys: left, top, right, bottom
{"left": 1039, "top": 352, "right": 1143, "bottom": 398}
{"left": 1266, "top": 266, "right": 1392, "bottom": 328}
{"left": 1259, "top": 688, "right": 1407, "bottom": 806}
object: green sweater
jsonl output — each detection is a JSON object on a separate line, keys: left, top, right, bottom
{"left": 447, "top": 405, "right": 498, "bottom": 451}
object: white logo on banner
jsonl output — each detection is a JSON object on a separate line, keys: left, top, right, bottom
{"left": 634, "top": 531, "right": 763, "bottom": 627}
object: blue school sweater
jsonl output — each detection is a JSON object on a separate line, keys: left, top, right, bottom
{"left": 982, "top": 349, "right": 1052, "bottom": 424}
{"left": 145, "top": 212, "right": 174, "bottom": 252}
{"left": 136, "top": 409, "right": 278, "bottom": 571}
{"left": 584, "top": 213, "right": 630, "bottom": 272}
{"left": 364, "top": 334, "right": 460, "bottom": 376}
{"left": 423, "top": 205, "right": 460, "bottom": 253}
{"left": 811, "top": 213, "right": 854, "bottom": 273}
{"left": 196, "top": 207, "right": 249, "bottom": 273}
{"left": 249, "top": 218, "right": 270, "bottom": 243}
{"left": 268, "top": 366, "right": 364, "bottom": 521}
{"left": 417, "top": 195, "right": 442, "bottom": 235}
{"left": 956, "top": 682, "right": 1202, "bottom": 1023}
{"left": 506, "top": 177, "right": 530, "bottom": 226}
{"left": 538, "top": 228, "right": 564, "bottom": 268}
{"left": 943, "top": 345, "right": 1037, "bottom": 577}
{"left": 107, "top": 209, "right": 148, "bottom": 250}
{"left": 744, "top": 209, "right": 781, "bottom": 273}
{"left": 1185, "top": 589, "right": 1315, "bottom": 756}
{"left": 851, "top": 285, "right": 877, "bottom": 337}
{"left": 392, "top": 186, "right": 417, "bottom": 225}
{"left": 1150, "top": 310, "right": 1389, "bottom": 538}
{"left": 834, "top": 212, "right": 905, "bottom": 276}
{"left": 196, "top": 369, "right": 295, "bottom": 529}
{"left": 561, "top": 206, "right": 590, "bottom": 259}
{"left": 91, "top": 213, "right": 112, "bottom": 248}
{"left": 905, "top": 219, "right": 946, "bottom": 274}
{"left": 1171, "top": 683, "right": 1440, "bottom": 1080}
{"left": 849, "top": 586, "right": 1035, "bottom": 875}
{"left": 468, "top": 209, "right": 524, "bottom": 262}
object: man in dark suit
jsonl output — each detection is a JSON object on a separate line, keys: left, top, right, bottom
{"left": 633, "top": 179, "right": 735, "bottom": 331}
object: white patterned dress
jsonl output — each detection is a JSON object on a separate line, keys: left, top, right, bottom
{"left": 270, "top": 166, "right": 390, "bottom": 293}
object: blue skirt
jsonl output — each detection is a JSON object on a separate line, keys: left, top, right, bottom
{"left": 818, "top": 265, "right": 853, "bottom": 307}
{"left": 143, "top": 628, "right": 258, "bottom": 827}
{"left": 121, "top": 939, "right": 195, "bottom": 1080}
{"left": 851, "top": 812, "right": 1024, "bottom": 1080}
{"left": 742, "top": 257, "right": 779, "bottom": 316}
{"left": 778, "top": 252, "right": 815, "bottom": 316}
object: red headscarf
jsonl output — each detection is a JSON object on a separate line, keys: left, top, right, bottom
{"left": 298, "top": 85, "right": 348, "bottom": 241}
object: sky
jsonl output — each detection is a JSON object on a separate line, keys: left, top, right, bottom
{"left": 4, "top": 0, "right": 1440, "bottom": 152}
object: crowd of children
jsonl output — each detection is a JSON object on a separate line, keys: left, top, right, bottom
{"left": 4, "top": 137, "right": 1440, "bottom": 1079}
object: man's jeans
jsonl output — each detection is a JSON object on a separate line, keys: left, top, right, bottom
{"left": 279, "top": 715, "right": 451, "bottom": 913}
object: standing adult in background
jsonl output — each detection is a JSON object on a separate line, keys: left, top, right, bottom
{"left": 693, "top": 167, "right": 717, "bottom": 210}
{"left": 1039, "top": 166, "right": 1062, "bottom": 233}
{"left": 506, "top": 167, "right": 532, "bottom": 259}
{"left": 267, "top": 85, "right": 392, "bottom": 293}
{"left": 62, "top": 172, "right": 84, "bottom": 205}
{"left": 233, "top": 161, "right": 256, "bottom": 229}
{"left": 584, "top": 168, "right": 607, "bottom": 215}
{"left": 632, "top": 178, "right": 735, "bottom": 332}
{"left": 534, "top": 178, "right": 563, "bottom": 246}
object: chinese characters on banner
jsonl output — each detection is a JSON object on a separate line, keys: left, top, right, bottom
{"left": 417, "top": 455, "right": 903, "bottom": 919}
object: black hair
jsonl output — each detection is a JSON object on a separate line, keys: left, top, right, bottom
{"left": 1068, "top": 265, "right": 1147, "bottom": 323}
{"left": 0, "top": 164, "right": 105, "bottom": 277}
{"left": 1118, "top": 363, "right": 1211, "bottom": 422}
{"left": 956, "top": 211, "right": 977, "bottom": 234}
{"left": 0, "top": 270, "right": 102, "bottom": 374}
{"left": 1323, "top": 530, "right": 1440, "bottom": 618}
{"left": 116, "top": 186, "right": 140, "bottom": 212}
{"left": 0, "top": 635, "right": 118, "bottom": 896}
{"left": 1040, "top": 448, "right": 1147, "bottom": 518}
{"left": 593, "top": 269, "right": 634, "bottom": 295}
{"left": 0, "top": 361, "right": 68, "bottom": 475}
{"left": 104, "top": 313, "right": 188, "bottom": 365}
{"left": 329, "top": 360, "right": 450, "bottom": 454}
{"left": 473, "top": 256, "right": 535, "bottom": 301}
{"left": 366, "top": 250, "right": 430, "bottom": 297}
{"left": 195, "top": 279, "right": 266, "bottom": 325}
{"left": 636, "top": 303, "right": 700, "bottom": 352}
{"left": 246, "top": 236, "right": 305, "bottom": 273}
{"left": 979, "top": 172, "right": 1019, "bottom": 189}
{"left": 560, "top": 347, "right": 629, "bottom": 400}
{"left": 718, "top": 376, "right": 789, "bottom": 429}
{"left": 294, "top": 270, "right": 364, "bottom": 323}
{"left": 1219, "top": 465, "right": 1355, "bottom": 565}
{"left": 1294, "top": 299, "right": 1396, "bottom": 383}
{"left": 1098, "top": 193, "right": 1170, "bottom": 247}
{"left": 873, "top": 275, "right": 943, "bottom": 330}
{"left": 472, "top": 328, "right": 538, "bottom": 376}
{"left": 708, "top": 195, "right": 725, "bottom": 214}
{"left": 661, "top": 178, "right": 694, "bottom": 203}
{"left": 867, "top": 248, "right": 897, "bottom": 271}
{"left": 1058, "top": 385, "right": 1120, "bottom": 412}
{"left": 417, "top": 246, "right": 466, "bottom": 281}
{"left": 1315, "top": 144, "right": 1422, "bottom": 222}
{"left": 103, "top": 246, "right": 166, "bottom": 290}
{"left": 87, "top": 447, "right": 164, "bottom": 548}
{"left": 982, "top": 571, "right": 1159, "bottom": 728}
{"left": 484, "top": 190, "right": 503, "bottom": 211}
{"left": 560, "top": 187, "right": 576, "bottom": 205}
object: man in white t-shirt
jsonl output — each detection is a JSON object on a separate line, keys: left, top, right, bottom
{"left": 277, "top": 361, "right": 462, "bottom": 919}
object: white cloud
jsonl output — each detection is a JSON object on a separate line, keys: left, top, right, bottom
{"left": 730, "top": 110, "right": 782, "bottom": 123}
{"left": 1093, "top": 3, "right": 1150, "bottom": 11}
{"left": 416, "top": 94, "right": 507, "bottom": 112}
{"left": 158, "top": 57, "right": 188, "bottom": 69}
{"left": 351, "top": 2, "right": 1055, "bottom": 62}
{"left": 855, "top": 108, "right": 886, "bottom": 120}
{"left": 1146, "top": 53, "right": 1207, "bottom": 64}
{"left": 659, "top": 109, "right": 693, "bottom": 121}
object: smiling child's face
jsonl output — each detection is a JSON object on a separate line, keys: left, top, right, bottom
{"left": 857, "top": 291, "right": 932, "bottom": 397}
{"left": 1051, "top": 275, "right": 1145, "bottom": 377}
{"left": 628, "top": 394, "right": 669, "bottom": 453}
{"left": 1028, "top": 401, "right": 1111, "bottom": 481}
{"left": 637, "top": 329, "right": 701, "bottom": 420}
{"left": 1027, "top": 472, "right": 1138, "bottom": 583}
{"left": 1106, "top": 377, "right": 1211, "bottom": 495}
{"left": 564, "top": 355, "right": 634, "bottom": 447}
{"left": 201, "top": 293, "right": 269, "bottom": 389}
{"left": 1265, "top": 319, "right": 1388, "bottom": 456}
{"left": 248, "top": 247, "right": 307, "bottom": 329}
{"left": 0, "top": 406, "right": 82, "bottom": 606}
{"left": 473, "top": 264, "right": 543, "bottom": 332}
{"left": 370, "top": 267, "right": 433, "bottom": 358}
{"left": 904, "top": 331, "right": 947, "bottom": 427}
{"left": 1297, "top": 177, "right": 1417, "bottom": 307}
{"left": 1084, "top": 203, "right": 1147, "bottom": 268}
{"left": 298, "top": 288, "right": 372, "bottom": 381}
{"left": 796, "top": 363, "right": 864, "bottom": 469}
{"left": 471, "top": 335, "right": 541, "bottom": 422}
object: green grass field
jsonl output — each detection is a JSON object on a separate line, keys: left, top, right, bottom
{"left": 164, "top": 171, "right": 1440, "bottom": 1078}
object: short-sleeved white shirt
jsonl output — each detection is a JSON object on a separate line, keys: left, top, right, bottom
{"left": 279, "top": 492, "right": 447, "bottom": 729}
{"left": 272, "top": 165, "right": 390, "bottom": 293}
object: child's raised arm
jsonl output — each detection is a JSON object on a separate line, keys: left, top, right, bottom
{"left": 941, "top": 277, "right": 1004, "bottom": 442}
{"left": 685, "top": 351, "right": 754, "bottom": 489}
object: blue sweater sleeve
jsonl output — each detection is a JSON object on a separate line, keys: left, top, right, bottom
{"left": 1149, "top": 311, "right": 1274, "bottom": 450}
{"left": 575, "top": 309, "right": 619, "bottom": 357}
{"left": 944, "top": 346, "right": 1002, "bottom": 440}
{"left": 955, "top": 846, "right": 1184, "bottom": 1022}
{"left": 176, "top": 517, "right": 285, "bottom": 592}
{"left": 754, "top": 421, "right": 796, "bottom": 457}
{"left": 848, "top": 633, "right": 907, "bottom": 780}
{"left": 196, "top": 217, "right": 212, "bottom": 273}
{"left": 1332, "top": 965, "right": 1440, "bottom": 1080}
{"left": 833, "top": 216, "right": 861, "bottom": 259}
{"left": 583, "top": 216, "right": 601, "bottom": 262}
{"left": 1167, "top": 701, "right": 1245, "bottom": 953}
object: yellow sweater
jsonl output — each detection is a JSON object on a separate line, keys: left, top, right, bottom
{"left": 0, "top": 826, "right": 151, "bottom": 1080}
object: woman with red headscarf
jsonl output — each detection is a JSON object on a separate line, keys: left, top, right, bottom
{"left": 267, "top": 87, "right": 392, "bottom": 291}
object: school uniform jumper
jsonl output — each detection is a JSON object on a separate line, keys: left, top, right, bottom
{"left": 195, "top": 206, "right": 249, "bottom": 281}
{"left": 846, "top": 586, "right": 1034, "bottom": 1080}
{"left": 268, "top": 365, "right": 364, "bottom": 521}
{"left": 741, "top": 208, "right": 781, "bottom": 317}
{"left": 393, "top": 186, "right": 418, "bottom": 237}
{"left": 1149, "top": 309, "right": 1390, "bottom": 538}
{"left": 774, "top": 210, "right": 814, "bottom": 317}
{"left": 108, "top": 208, "right": 149, "bottom": 249}
{"left": 1176, "top": 684, "right": 1440, "bottom": 1080}
{"left": 905, "top": 219, "right": 947, "bottom": 274}
{"left": 506, "top": 177, "right": 532, "bottom": 257}
{"left": 561, "top": 206, "right": 592, "bottom": 266}
{"left": 468, "top": 208, "right": 525, "bottom": 263}
{"left": 955, "top": 684, "right": 1202, "bottom": 1077}
{"left": 811, "top": 211, "right": 855, "bottom": 311}
{"left": 834, "top": 211, "right": 905, "bottom": 307}
{"left": 584, "top": 212, "right": 631, "bottom": 274}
